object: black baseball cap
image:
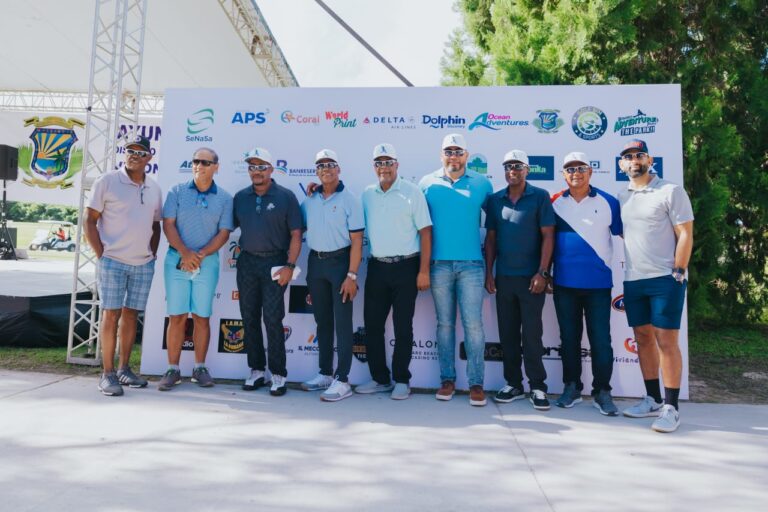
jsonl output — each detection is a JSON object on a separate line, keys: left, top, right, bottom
{"left": 126, "top": 134, "right": 151, "bottom": 152}
{"left": 620, "top": 139, "right": 649, "bottom": 156}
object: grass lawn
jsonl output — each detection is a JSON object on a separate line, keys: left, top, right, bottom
{"left": 7, "top": 220, "right": 78, "bottom": 261}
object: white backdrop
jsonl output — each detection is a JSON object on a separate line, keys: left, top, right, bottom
{"left": 140, "top": 85, "right": 688, "bottom": 398}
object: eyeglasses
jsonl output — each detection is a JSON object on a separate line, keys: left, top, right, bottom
{"left": 193, "top": 159, "right": 216, "bottom": 167}
{"left": 316, "top": 162, "right": 339, "bottom": 170}
{"left": 197, "top": 193, "right": 208, "bottom": 209}
{"left": 248, "top": 164, "right": 271, "bottom": 172}
{"left": 564, "top": 165, "right": 590, "bottom": 174}
{"left": 621, "top": 152, "right": 648, "bottom": 161}
{"left": 443, "top": 149, "right": 466, "bottom": 157}
{"left": 255, "top": 195, "right": 262, "bottom": 214}
{"left": 374, "top": 159, "right": 397, "bottom": 168}
{"left": 503, "top": 163, "right": 529, "bottom": 172}
{"left": 126, "top": 148, "right": 150, "bottom": 158}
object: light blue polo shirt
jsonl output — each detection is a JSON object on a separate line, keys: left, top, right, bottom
{"left": 301, "top": 181, "right": 365, "bottom": 252}
{"left": 162, "top": 180, "right": 234, "bottom": 252}
{"left": 419, "top": 168, "right": 493, "bottom": 261}
{"left": 362, "top": 176, "right": 432, "bottom": 257}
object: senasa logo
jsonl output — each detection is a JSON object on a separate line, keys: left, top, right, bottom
{"left": 527, "top": 156, "right": 555, "bottom": 181}
{"left": 614, "top": 110, "right": 658, "bottom": 136}
{"left": 421, "top": 114, "right": 465, "bottom": 129}
{"left": 468, "top": 112, "right": 529, "bottom": 131}
{"left": 571, "top": 106, "right": 608, "bottom": 140}
{"left": 624, "top": 338, "right": 638, "bottom": 354}
{"left": 231, "top": 111, "right": 267, "bottom": 125}
{"left": 187, "top": 108, "right": 214, "bottom": 135}
{"left": 615, "top": 157, "right": 663, "bottom": 182}
{"left": 612, "top": 294, "right": 625, "bottom": 312}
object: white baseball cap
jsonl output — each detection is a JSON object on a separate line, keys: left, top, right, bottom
{"left": 244, "top": 147, "right": 273, "bottom": 166}
{"left": 315, "top": 148, "right": 339, "bottom": 163}
{"left": 502, "top": 149, "right": 529, "bottom": 166}
{"left": 442, "top": 133, "right": 467, "bottom": 150}
{"left": 563, "top": 151, "right": 589, "bottom": 167}
{"left": 373, "top": 143, "right": 397, "bottom": 160}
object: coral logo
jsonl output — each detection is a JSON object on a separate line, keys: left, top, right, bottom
{"left": 612, "top": 294, "right": 625, "bottom": 312}
{"left": 281, "top": 110, "right": 320, "bottom": 124}
{"left": 624, "top": 338, "right": 638, "bottom": 354}
{"left": 187, "top": 108, "right": 214, "bottom": 135}
{"left": 571, "top": 106, "right": 607, "bottom": 140}
{"left": 469, "top": 112, "right": 529, "bottom": 131}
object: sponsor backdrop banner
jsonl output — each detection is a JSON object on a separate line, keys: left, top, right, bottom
{"left": 0, "top": 110, "right": 162, "bottom": 206}
{"left": 141, "top": 85, "right": 687, "bottom": 398}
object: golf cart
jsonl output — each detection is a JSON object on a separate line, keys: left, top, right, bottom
{"left": 29, "top": 220, "right": 76, "bottom": 252}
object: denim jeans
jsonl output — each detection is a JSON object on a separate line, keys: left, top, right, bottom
{"left": 553, "top": 285, "right": 613, "bottom": 393}
{"left": 430, "top": 260, "right": 486, "bottom": 386}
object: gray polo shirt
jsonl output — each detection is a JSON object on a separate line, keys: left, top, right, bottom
{"left": 87, "top": 169, "right": 162, "bottom": 266}
{"left": 618, "top": 175, "right": 694, "bottom": 281}
{"left": 233, "top": 180, "right": 302, "bottom": 254}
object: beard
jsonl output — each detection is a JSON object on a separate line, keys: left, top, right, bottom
{"left": 629, "top": 163, "right": 651, "bottom": 178}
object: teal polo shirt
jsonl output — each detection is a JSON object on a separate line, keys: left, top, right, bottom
{"left": 418, "top": 168, "right": 493, "bottom": 261}
{"left": 301, "top": 181, "right": 365, "bottom": 251}
{"left": 362, "top": 176, "right": 432, "bottom": 258}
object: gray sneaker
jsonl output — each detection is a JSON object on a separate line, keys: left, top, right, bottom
{"left": 301, "top": 373, "right": 334, "bottom": 391}
{"left": 652, "top": 404, "right": 681, "bottom": 433}
{"left": 158, "top": 368, "right": 182, "bottom": 391}
{"left": 555, "top": 382, "right": 583, "bottom": 408}
{"left": 191, "top": 366, "right": 214, "bottom": 387}
{"left": 593, "top": 389, "right": 619, "bottom": 416}
{"left": 623, "top": 395, "right": 664, "bottom": 418}
{"left": 354, "top": 379, "right": 394, "bottom": 394}
{"left": 390, "top": 383, "right": 410, "bottom": 400}
{"left": 98, "top": 371, "right": 124, "bottom": 396}
{"left": 321, "top": 379, "right": 353, "bottom": 402}
{"left": 116, "top": 366, "right": 148, "bottom": 388}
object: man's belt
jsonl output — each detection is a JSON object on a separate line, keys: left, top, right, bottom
{"left": 310, "top": 246, "right": 351, "bottom": 259}
{"left": 372, "top": 252, "right": 419, "bottom": 264}
{"left": 245, "top": 250, "right": 285, "bottom": 258}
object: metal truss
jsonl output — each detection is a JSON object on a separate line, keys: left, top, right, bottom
{"left": 67, "top": 0, "right": 149, "bottom": 365}
{"left": 0, "top": 90, "right": 163, "bottom": 115}
{"left": 219, "top": 0, "right": 298, "bottom": 87}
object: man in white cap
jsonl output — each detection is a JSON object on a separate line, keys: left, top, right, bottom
{"left": 419, "top": 133, "right": 493, "bottom": 406}
{"left": 355, "top": 143, "right": 432, "bottom": 400}
{"left": 300, "top": 149, "right": 364, "bottom": 402}
{"left": 550, "top": 152, "right": 622, "bottom": 415}
{"left": 484, "top": 149, "right": 555, "bottom": 410}
{"left": 234, "top": 147, "right": 302, "bottom": 397}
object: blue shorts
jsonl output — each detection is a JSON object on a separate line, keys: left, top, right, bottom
{"left": 97, "top": 256, "right": 156, "bottom": 310}
{"left": 164, "top": 249, "right": 220, "bottom": 318}
{"left": 623, "top": 275, "right": 687, "bottom": 330}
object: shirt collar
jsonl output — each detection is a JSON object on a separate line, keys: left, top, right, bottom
{"left": 376, "top": 176, "right": 402, "bottom": 194}
{"left": 627, "top": 174, "right": 659, "bottom": 191}
{"left": 248, "top": 179, "right": 276, "bottom": 196}
{"left": 562, "top": 185, "right": 596, "bottom": 198}
{"left": 189, "top": 180, "right": 218, "bottom": 194}
{"left": 437, "top": 168, "right": 469, "bottom": 184}
{"left": 118, "top": 168, "right": 147, "bottom": 186}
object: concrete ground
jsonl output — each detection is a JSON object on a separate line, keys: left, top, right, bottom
{"left": 1, "top": 370, "right": 766, "bottom": 512}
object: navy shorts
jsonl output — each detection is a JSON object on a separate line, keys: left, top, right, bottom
{"left": 623, "top": 275, "right": 687, "bottom": 329}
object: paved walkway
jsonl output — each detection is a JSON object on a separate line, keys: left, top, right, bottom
{"left": 1, "top": 370, "right": 766, "bottom": 511}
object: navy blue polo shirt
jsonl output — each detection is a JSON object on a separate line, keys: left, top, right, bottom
{"left": 233, "top": 180, "right": 302, "bottom": 253}
{"left": 485, "top": 182, "right": 556, "bottom": 277}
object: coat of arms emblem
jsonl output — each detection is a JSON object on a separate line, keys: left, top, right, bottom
{"left": 19, "top": 116, "right": 85, "bottom": 189}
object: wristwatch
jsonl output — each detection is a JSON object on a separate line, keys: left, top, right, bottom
{"left": 538, "top": 269, "right": 551, "bottom": 279}
{"left": 285, "top": 262, "right": 296, "bottom": 270}
{"left": 672, "top": 267, "right": 686, "bottom": 283}
{"left": 347, "top": 271, "right": 358, "bottom": 281}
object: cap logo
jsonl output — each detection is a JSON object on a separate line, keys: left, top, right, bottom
{"left": 380, "top": 145, "right": 387, "bottom": 153}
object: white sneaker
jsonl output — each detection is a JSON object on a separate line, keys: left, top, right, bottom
{"left": 301, "top": 373, "right": 334, "bottom": 391}
{"left": 270, "top": 375, "right": 287, "bottom": 396}
{"left": 390, "top": 383, "right": 410, "bottom": 400}
{"left": 651, "top": 404, "right": 681, "bottom": 433}
{"left": 354, "top": 379, "right": 394, "bottom": 394}
{"left": 321, "top": 379, "right": 353, "bottom": 402}
{"left": 623, "top": 395, "right": 664, "bottom": 418}
{"left": 243, "top": 369, "right": 267, "bottom": 391}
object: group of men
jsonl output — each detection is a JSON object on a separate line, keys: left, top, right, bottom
{"left": 86, "top": 131, "right": 693, "bottom": 433}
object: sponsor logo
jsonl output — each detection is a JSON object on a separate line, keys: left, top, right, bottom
{"left": 590, "top": 160, "right": 601, "bottom": 169}
{"left": 284, "top": 326, "right": 292, "bottom": 340}
{"left": 218, "top": 319, "right": 245, "bottom": 353}
{"left": 231, "top": 111, "right": 268, "bottom": 125}
{"left": 326, "top": 110, "right": 357, "bottom": 128}
{"left": 527, "top": 156, "right": 555, "bottom": 181}
{"left": 178, "top": 160, "right": 193, "bottom": 173}
{"left": 614, "top": 110, "right": 658, "bottom": 136}
{"left": 298, "top": 333, "right": 320, "bottom": 353}
{"left": 162, "top": 317, "right": 194, "bottom": 351}
{"left": 468, "top": 112, "right": 529, "bottom": 131}
{"left": 224, "top": 239, "right": 241, "bottom": 272}
{"left": 18, "top": 116, "right": 85, "bottom": 189}
{"left": 459, "top": 342, "right": 504, "bottom": 362}
{"left": 362, "top": 115, "right": 416, "bottom": 129}
{"left": 615, "top": 157, "right": 663, "bottom": 181}
{"left": 624, "top": 337, "right": 638, "bottom": 354}
{"left": 532, "top": 109, "right": 564, "bottom": 133}
{"left": 467, "top": 153, "right": 488, "bottom": 175}
{"left": 186, "top": 108, "right": 214, "bottom": 141}
{"left": 274, "top": 159, "right": 315, "bottom": 177}
{"left": 352, "top": 327, "right": 367, "bottom": 363}
{"left": 421, "top": 114, "right": 466, "bottom": 129}
{"left": 542, "top": 345, "right": 592, "bottom": 361}
{"left": 571, "top": 106, "right": 608, "bottom": 140}
{"left": 288, "top": 285, "right": 314, "bottom": 314}
{"left": 232, "top": 290, "right": 239, "bottom": 300}
{"left": 612, "top": 294, "right": 625, "bottom": 312}
{"left": 281, "top": 110, "right": 320, "bottom": 124}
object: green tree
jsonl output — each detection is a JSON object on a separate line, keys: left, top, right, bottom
{"left": 443, "top": 0, "right": 768, "bottom": 323}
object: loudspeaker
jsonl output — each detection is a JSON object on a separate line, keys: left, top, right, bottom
{"left": 1, "top": 227, "right": 16, "bottom": 246}
{"left": 0, "top": 145, "right": 19, "bottom": 181}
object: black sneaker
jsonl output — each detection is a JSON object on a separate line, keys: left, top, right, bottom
{"left": 529, "top": 389, "right": 550, "bottom": 411}
{"left": 494, "top": 385, "right": 526, "bottom": 403}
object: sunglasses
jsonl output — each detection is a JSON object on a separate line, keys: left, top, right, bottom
{"left": 248, "top": 164, "right": 272, "bottom": 172}
{"left": 503, "top": 162, "right": 529, "bottom": 172}
{"left": 564, "top": 165, "right": 590, "bottom": 174}
{"left": 621, "top": 152, "right": 648, "bottom": 161}
{"left": 197, "top": 193, "right": 208, "bottom": 209}
{"left": 374, "top": 159, "right": 397, "bottom": 168}
{"left": 443, "top": 149, "right": 465, "bottom": 157}
{"left": 126, "top": 148, "right": 150, "bottom": 158}
{"left": 193, "top": 159, "right": 216, "bottom": 167}
{"left": 316, "top": 162, "right": 339, "bottom": 170}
